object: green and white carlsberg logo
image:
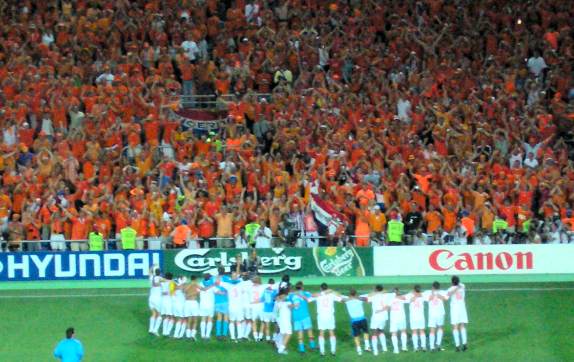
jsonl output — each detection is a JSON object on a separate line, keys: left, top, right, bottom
{"left": 313, "top": 247, "right": 366, "bottom": 277}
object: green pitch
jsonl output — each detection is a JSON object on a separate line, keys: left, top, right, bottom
{"left": 0, "top": 280, "right": 573, "bottom": 361}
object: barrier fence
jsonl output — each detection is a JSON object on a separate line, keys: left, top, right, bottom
{"left": 1, "top": 244, "right": 573, "bottom": 282}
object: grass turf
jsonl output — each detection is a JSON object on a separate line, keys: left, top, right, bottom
{"left": 1, "top": 282, "right": 573, "bottom": 361}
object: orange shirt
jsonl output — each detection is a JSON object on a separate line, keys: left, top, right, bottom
{"left": 70, "top": 217, "right": 90, "bottom": 240}
{"left": 173, "top": 224, "right": 191, "bottom": 245}
{"left": 425, "top": 211, "right": 442, "bottom": 233}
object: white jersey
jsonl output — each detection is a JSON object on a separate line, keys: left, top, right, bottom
{"left": 406, "top": 292, "right": 426, "bottom": 329}
{"left": 199, "top": 280, "right": 215, "bottom": 309}
{"left": 389, "top": 293, "right": 407, "bottom": 322}
{"left": 250, "top": 284, "right": 266, "bottom": 304}
{"left": 241, "top": 280, "right": 253, "bottom": 306}
{"left": 223, "top": 281, "right": 244, "bottom": 309}
{"left": 314, "top": 292, "right": 340, "bottom": 331}
{"left": 366, "top": 292, "right": 388, "bottom": 319}
{"left": 276, "top": 298, "right": 293, "bottom": 334}
{"left": 315, "top": 292, "right": 339, "bottom": 318}
{"left": 426, "top": 290, "right": 447, "bottom": 317}
{"left": 149, "top": 275, "right": 162, "bottom": 298}
{"left": 148, "top": 275, "right": 162, "bottom": 311}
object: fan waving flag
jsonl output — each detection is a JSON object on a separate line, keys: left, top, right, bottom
{"left": 310, "top": 194, "right": 348, "bottom": 234}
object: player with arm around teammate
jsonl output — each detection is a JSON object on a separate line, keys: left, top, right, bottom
{"left": 363, "top": 284, "right": 389, "bottom": 355}
{"left": 388, "top": 287, "right": 409, "bottom": 354}
{"left": 288, "top": 281, "right": 316, "bottom": 353}
{"left": 183, "top": 275, "right": 201, "bottom": 340}
{"left": 341, "top": 288, "right": 371, "bottom": 356}
{"left": 448, "top": 276, "right": 469, "bottom": 352}
{"left": 221, "top": 272, "right": 245, "bottom": 342}
{"left": 311, "top": 283, "right": 342, "bottom": 356}
{"left": 426, "top": 281, "right": 449, "bottom": 351}
{"left": 199, "top": 273, "right": 216, "bottom": 339}
{"left": 148, "top": 266, "right": 163, "bottom": 336}
{"left": 248, "top": 276, "right": 266, "bottom": 341}
{"left": 172, "top": 276, "right": 188, "bottom": 338}
{"left": 260, "top": 278, "right": 279, "bottom": 342}
{"left": 160, "top": 273, "right": 176, "bottom": 336}
{"left": 406, "top": 285, "right": 427, "bottom": 351}
{"left": 275, "top": 287, "right": 294, "bottom": 355}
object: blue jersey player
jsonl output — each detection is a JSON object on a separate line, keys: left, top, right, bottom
{"left": 260, "top": 278, "right": 278, "bottom": 341}
{"left": 289, "top": 281, "right": 316, "bottom": 353}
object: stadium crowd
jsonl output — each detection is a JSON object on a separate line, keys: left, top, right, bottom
{"left": 0, "top": 0, "right": 573, "bottom": 251}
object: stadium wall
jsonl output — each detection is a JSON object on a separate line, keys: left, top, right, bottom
{"left": 1, "top": 245, "right": 574, "bottom": 283}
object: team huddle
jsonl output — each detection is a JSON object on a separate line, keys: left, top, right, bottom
{"left": 147, "top": 267, "right": 469, "bottom": 356}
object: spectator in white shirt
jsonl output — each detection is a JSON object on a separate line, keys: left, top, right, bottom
{"left": 181, "top": 37, "right": 200, "bottom": 62}
{"left": 255, "top": 220, "right": 273, "bottom": 248}
{"left": 526, "top": 50, "right": 547, "bottom": 77}
{"left": 523, "top": 152, "right": 539, "bottom": 169}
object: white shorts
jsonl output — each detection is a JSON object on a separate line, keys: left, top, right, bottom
{"left": 245, "top": 304, "right": 263, "bottom": 320}
{"left": 199, "top": 304, "right": 215, "bottom": 318}
{"left": 173, "top": 299, "right": 185, "bottom": 318}
{"left": 450, "top": 306, "right": 468, "bottom": 325}
{"left": 390, "top": 317, "right": 407, "bottom": 333}
{"left": 278, "top": 318, "right": 292, "bottom": 335}
{"left": 149, "top": 295, "right": 162, "bottom": 312}
{"left": 229, "top": 307, "right": 245, "bottom": 322}
{"left": 261, "top": 311, "right": 276, "bottom": 323}
{"left": 184, "top": 300, "right": 200, "bottom": 318}
{"left": 161, "top": 297, "right": 173, "bottom": 316}
{"left": 410, "top": 316, "right": 426, "bottom": 330}
{"left": 428, "top": 314, "right": 445, "bottom": 329}
{"left": 317, "top": 314, "right": 336, "bottom": 331}
{"left": 370, "top": 314, "right": 387, "bottom": 330}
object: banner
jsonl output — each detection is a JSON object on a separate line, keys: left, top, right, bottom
{"left": 374, "top": 244, "right": 574, "bottom": 276}
{"left": 310, "top": 194, "right": 348, "bottom": 232}
{"left": 171, "top": 109, "right": 227, "bottom": 131}
{"left": 0, "top": 251, "right": 162, "bottom": 281}
{"left": 164, "top": 247, "right": 372, "bottom": 277}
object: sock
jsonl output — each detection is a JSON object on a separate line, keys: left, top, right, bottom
{"left": 186, "top": 328, "right": 191, "bottom": 338}
{"left": 453, "top": 330, "right": 460, "bottom": 347}
{"left": 318, "top": 336, "right": 325, "bottom": 354}
{"left": 420, "top": 333, "right": 427, "bottom": 350}
{"left": 391, "top": 335, "right": 399, "bottom": 353}
{"left": 237, "top": 322, "right": 243, "bottom": 339}
{"left": 412, "top": 333, "right": 419, "bottom": 350}
{"left": 244, "top": 322, "right": 250, "bottom": 338}
{"left": 371, "top": 336, "right": 379, "bottom": 355}
{"left": 162, "top": 318, "right": 169, "bottom": 335}
{"left": 364, "top": 337, "right": 370, "bottom": 350}
{"left": 430, "top": 333, "right": 436, "bottom": 349}
{"left": 379, "top": 334, "right": 387, "bottom": 352}
{"left": 223, "top": 321, "right": 229, "bottom": 337}
{"left": 461, "top": 327, "right": 467, "bottom": 345}
{"left": 309, "top": 339, "right": 316, "bottom": 349}
{"left": 266, "top": 335, "right": 271, "bottom": 341}
{"left": 191, "top": 329, "right": 197, "bottom": 339}
{"left": 330, "top": 336, "right": 336, "bottom": 354}
{"left": 206, "top": 321, "right": 213, "bottom": 337}
{"left": 437, "top": 329, "right": 443, "bottom": 346}
{"left": 216, "top": 320, "right": 222, "bottom": 336}
{"left": 166, "top": 319, "right": 174, "bottom": 336}
{"left": 200, "top": 321, "right": 206, "bottom": 338}
{"left": 153, "top": 317, "right": 163, "bottom": 333}
{"left": 400, "top": 332, "right": 407, "bottom": 350}
{"left": 356, "top": 346, "right": 362, "bottom": 355}
{"left": 149, "top": 317, "right": 155, "bottom": 332}
{"left": 174, "top": 322, "right": 182, "bottom": 338}
{"left": 179, "top": 323, "right": 187, "bottom": 338}
{"left": 298, "top": 342, "right": 305, "bottom": 353}
{"left": 230, "top": 323, "right": 236, "bottom": 340}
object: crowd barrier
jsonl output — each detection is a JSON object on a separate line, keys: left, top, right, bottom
{"left": 1, "top": 244, "right": 573, "bottom": 282}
